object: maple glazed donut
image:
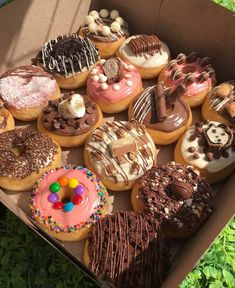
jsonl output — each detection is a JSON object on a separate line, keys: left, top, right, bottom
{"left": 158, "top": 52, "right": 216, "bottom": 108}
{"left": 32, "top": 34, "right": 99, "bottom": 89}
{"left": 0, "top": 127, "right": 61, "bottom": 191}
{"left": 128, "top": 82, "right": 192, "bottom": 145}
{"left": 175, "top": 121, "right": 235, "bottom": 183}
{"left": 87, "top": 57, "right": 142, "bottom": 113}
{"left": 0, "top": 101, "right": 14, "bottom": 133}
{"left": 117, "top": 34, "right": 170, "bottom": 79}
{"left": 37, "top": 91, "right": 103, "bottom": 148}
{"left": 202, "top": 81, "right": 235, "bottom": 125}
{"left": 84, "top": 120, "right": 157, "bottom": 191}
{"left": 131, "top": 162, "right": 213, "bottom": 238}
{"left": 30, "top": 166, "right": 112, "bottom": 241}
{"left": 84, "top": 211, "right": 170, "bottom": 288}
{"left": 0, "top": 65, "right": 60, "bottom": 121}
{"left": 79, "top": 9, "right": 129, "bottom": 58}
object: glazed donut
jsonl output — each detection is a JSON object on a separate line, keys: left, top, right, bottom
{"left": 37, "top": 92, "right": 103, "bottom": 148}
{"left": 0, "top": 127, "right": 61, "bottom": 191}
{"left": 174, "top": 121, "right": 235, "bottom": 183}
{"left": 32, "top": 34, "right": 99, "bottom": 89}
{"left": 79, "top": 9, "right": 129, "bottom": 58}
{"left": 158, "top": 52, "right": 216, "bottom": 108}
{"left": 84, "top": 120, "right": 157, "bottom": 191}
{"left": 30, "top": 166, "right": 112, "bottom": 241}
{"left": 128, "top": 83, "right": 192, "bottom": 145}
{"left": 131, "top": 162, "right": 213, "bottom": 238}
{"left": 0, "top": 101, "right": 14, "bottom": 133}
{"left": 87, "top": 57, "right": 142, "bottom": 113}
{"left": 202, "top": 81, "right": 235, "bottom": 125}
{"left": 84, "top": 211, "right": 170, "bottom": 288}
{"left": 0, "top": 65, "right": 60, "bottom": 121}
{"left": 117, "top": 34, "right": 170, "bottom": 79}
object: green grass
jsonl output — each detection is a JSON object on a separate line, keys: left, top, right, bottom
{"left": 214, "top": 0, "right": 235, "bottom": 11}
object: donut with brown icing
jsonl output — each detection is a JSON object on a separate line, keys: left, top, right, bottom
{"left": 158, "top": 52, "right": 216, "bottom": 108}
{"left": 37, "top": 91, "right": 103, "bottom": 148}
{"left": 128, "top": 82, "right": 192, "bottom": 144}
{"left": 79, "top": 9, "right": 129, "bottom": 58}
{"left": 83, "top": 211, "right": 170, "bottom": 288}
{"left": 131, "top": 162, "right": 213, "bottom": 238}
{"left": 174, "top": 120, "right": 235, "bottom": 183}
{"left": 0, "top": 65, "right": 60, "bottom": 121}
{"left": 0, "top": 127, "right": 61, "bottom": 191}
{"left": 32, "top": 34, "right": 99, "bottom": 89}
{"left": 84, "top": 120, "right": 157, "bottom": 191}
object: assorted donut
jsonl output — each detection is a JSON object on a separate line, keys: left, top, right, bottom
{"left": 1, "top": 6, "right": 233, "bottom": 288}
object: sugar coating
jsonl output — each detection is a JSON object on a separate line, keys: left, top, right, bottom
{"left": 0, "top": 75, "right": 57, "bottom": 109}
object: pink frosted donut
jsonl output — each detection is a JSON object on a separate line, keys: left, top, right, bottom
{"left": 158, "top": 52, "right": 216, "bottom": 108}
{"left": 30, "top": 166, "right": 112, "bottom": 241}
{"left": 0, "top": 65, "right": 60, "bottom": 121}
{"left": 87, "top": 57, "right": 142, "bottom": 113}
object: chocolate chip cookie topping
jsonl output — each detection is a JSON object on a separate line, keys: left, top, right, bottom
{"left": 138, "top": 162, "right": 213, "bottom": 234}
{"left": 0, "top": 128, "right": 58, "bottom": 179}
{"left": 41, "top": 92, "right": 99, "bottom": 136}
{"left": 88, "top": 211, "right": 170, "bottom": 288}
{"left": 32, "top": 34, "right": 98, "bottom": 77}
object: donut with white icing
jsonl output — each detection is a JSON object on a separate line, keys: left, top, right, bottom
{"left": 158, "top": 52, "right": 216, "bottom": 108}
{"left": 84, "top": 120, "right": 157, "bottom": 191}
{"left": 32, "top": 34, "right": 99, "bottom": 89}
{"left": 79, "top": 9, "right": 129, "bottom": 58}
{"left": 0, "top": 65, "right": 60, "bottom": 121}
{"left": 202, "top": 81, "right": 235, "bottom": 126}
{"left": 117, "top": 34, "right": 170, "bottom": 79}
{"left": 87, "top": 57, "right": 142, "bottom": 113}
{"left": 174, "top": 120, "right": 235, "bottom": 183}
{"left": 30, "top": 166, "right": 112, "bottom": 241}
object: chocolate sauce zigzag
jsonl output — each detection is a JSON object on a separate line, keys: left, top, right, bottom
{"left": 32, "top": 34, "right": 99, "bottom": 77}
{"left": 137, "top": 162, "right": 213, "bottom": 235}
{"left": 131, "top": 84, "right": 189, "bottom": 132}
{"left": 88, "top": 211, "right": 170, "bottom": 288}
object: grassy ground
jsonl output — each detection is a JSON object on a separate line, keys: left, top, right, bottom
{"left": 0, "top": 0, "right": 235, "bottom": 288}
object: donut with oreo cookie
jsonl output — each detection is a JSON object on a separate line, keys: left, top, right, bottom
{"left": 131, "top": 162, "right": 213, "bottom": 238}
{"left": 174, "top": 120, "right": 235, "bottom": 183}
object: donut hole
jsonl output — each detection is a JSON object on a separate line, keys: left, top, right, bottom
{"left": 181, "top": 65, "right": 196, "bottom": 74}
{"left": 11, "top": 146, "right": 25, "bottom": 157}
{"left": 58, "top": 187, "right": 75, "bottom": 203}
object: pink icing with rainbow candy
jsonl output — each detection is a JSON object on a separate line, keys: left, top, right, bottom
{"left": 33, "top": 167, "right": 105, "bottom": 227}
{"left": 87, "top": 60, "right": 142, "bottom": 103}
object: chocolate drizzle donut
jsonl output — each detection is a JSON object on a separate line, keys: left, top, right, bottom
{"left": 86, "top": 211, "right": 170, "bottom": 288}
{"left": 135, "top": 162, "right": 213, "bottom": 238}
{"left": 41, "top": 92, "right": 99, "bottom": 136}
{"left": 130, "top": 83, "right": 190, "bottom": 132}
{"left": 32, "top": 34, "right": 98, "bottom": 78}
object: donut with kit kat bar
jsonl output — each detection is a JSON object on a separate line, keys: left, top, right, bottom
{"left": 84, "top": 120, "right": 157, "bottom": 191}
{"left": 131, "top": 162, "right": 213, "bottom": 238}
{"left": 79, "top": 9, "right": 129, "bottom": 58}
{"left": 32, "top": 34, "right": 99, "bottom": 89}
{"left": 117, "top": 34, "right": 170, "bottom": 79}
{"left": 87, "top": 57, "right": 142, "bottom": 113}
{"left": 174, "top": 120, "right": 235, "bottom": 183}
{"left": 128, "top": 82, "right": 192, "bottom": 144}
{"left": 158, "top": 52, "right": 216, "bottom": 107}
{"left": 37, "top": 91, "right": 103, "bottom": 148}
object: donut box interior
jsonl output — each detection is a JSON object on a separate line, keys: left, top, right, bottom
{"left": 0, "top": 0, "right": 235, "bottom": 287}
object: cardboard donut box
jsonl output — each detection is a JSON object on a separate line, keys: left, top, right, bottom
{"left": 0, "top": 0, "right": 235, "bottom": 287}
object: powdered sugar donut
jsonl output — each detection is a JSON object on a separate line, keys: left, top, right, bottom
{"left": 87, "top": 57, "right": 142, "bottom": 113}
{"left": 30, "top": 166, "right": 112, "bottom": 241}
{"left": 0, "top": 65, "right": 60, "bottom": 121}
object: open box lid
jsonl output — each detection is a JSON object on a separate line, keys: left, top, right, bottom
{"left": 0, "top": 0, "right": 235, "bottom": 287}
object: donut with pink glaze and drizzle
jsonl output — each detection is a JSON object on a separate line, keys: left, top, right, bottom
{"left": 30, "top": 166, "right": 112, "bottom": 241}
{"left": 87, "top": 57, "right": 142, "bottom": 113}
{"left": 158, "top": 52, "right": 216, "bottom": 108}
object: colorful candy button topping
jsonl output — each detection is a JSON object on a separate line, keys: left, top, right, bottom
{"left": 75, "top": 185, "right": 84, "bottom": 195}
{"left": 48, "top": 193, "right": 59, "bottom": 203}
{"left": 69, "top": 178, "right": 79, "bottom": 188}
{"left": 58, "top": 176, "right": 69, "bottom": 187}
{"left": 73, "top": 194, "right": 82, "bottom": 205}
{"left": 53, "top": 202, "right": 64, "bottom": 210}
{"left": 64, "top": 202, "right": 74, "bottom": 212}
{"left": 49, "top": 182, "right": 61, "bottom": 193}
